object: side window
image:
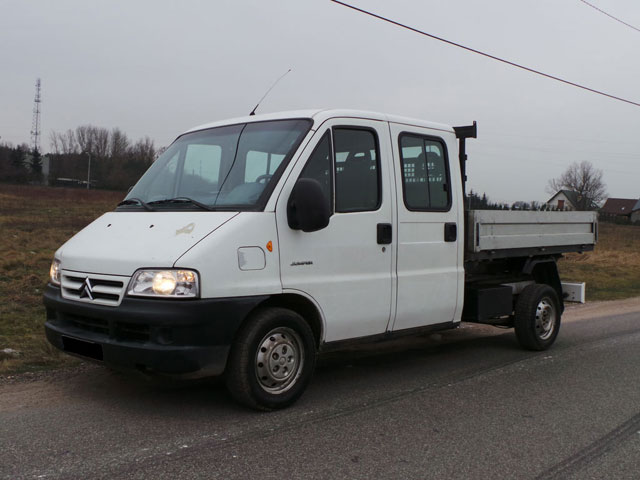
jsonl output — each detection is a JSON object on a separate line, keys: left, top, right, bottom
{"left": 298, "top": 131, "right": 332, "bottom": 213}
{"left": 399, "top": 134, "right": 450, "bottom": 211}
{"left": 333, "top": 128, "right": 380, "bottom": 212}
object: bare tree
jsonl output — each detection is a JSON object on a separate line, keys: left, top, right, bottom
{"left": 49, "top": 129, "right": 79, "bottom": 154}
{"left": 547, "top": 161, "right": 607, "bottom": 210}
{"left": 75, "top": 125, "right": 111, "bottom": 157}
{"left": 129, "top": 137, "right": 156, "bottom": 166}
{"left": 109, "top": 128, "right": 130, "bottom": 159}
{"left": 93, "top": 127, "right": 110, "bottom": 158}
{"left": 75, "top": 125, "right": 92, "bottom": 154}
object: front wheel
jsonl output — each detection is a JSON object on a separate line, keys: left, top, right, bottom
{"left": 225, "top": 308, "right": 316, "bottom": 410}
{"left": 514, "top": 284, "right": 561, "bottom": 351}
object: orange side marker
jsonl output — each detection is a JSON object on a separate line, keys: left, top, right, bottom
{"left": 266, "top": 241, "right": 273, "bottom": 252}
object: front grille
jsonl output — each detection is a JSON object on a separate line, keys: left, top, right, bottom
{"left": 61, "top": 271, "right": 128, "bottom": 307}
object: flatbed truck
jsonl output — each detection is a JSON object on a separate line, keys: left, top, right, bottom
{"left": 44, "top": 109, "right": 596, "bottom": 409}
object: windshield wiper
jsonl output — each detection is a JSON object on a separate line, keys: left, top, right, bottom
{"left": 147, "top": 197, "right": 215, "bottom": 211}
{"left": 117, "top": 197, "right": 155, "bottom": 211}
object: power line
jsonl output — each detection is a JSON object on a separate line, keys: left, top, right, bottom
{"left": 330, "top": 0, "right": 640, "bottom": 108}
{"left": 578, "top": 0, "right": 640, "bottom": 33}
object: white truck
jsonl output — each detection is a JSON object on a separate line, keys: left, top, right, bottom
{"left": 44, "top": 109, "right": 597, "bottom": 410}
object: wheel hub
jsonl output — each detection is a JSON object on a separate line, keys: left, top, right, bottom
{"left": 255, "top": 327, "right": 304, "bottom": 394}
{"left": 535, "top": 298, "right": 556, "bottom": 340}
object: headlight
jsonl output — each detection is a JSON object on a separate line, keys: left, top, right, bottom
{"left": 127, "top": 269, "right": 199, "bottom": 298}
{"left": 49, "top": 258, "right": 61, "bottom": 285}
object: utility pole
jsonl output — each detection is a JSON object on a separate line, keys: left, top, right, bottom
{"left": 30, "top": 78, "right": 42, "bottom": 154}
{"left": 86, "top": 151, "right": 91, "bottom": 190}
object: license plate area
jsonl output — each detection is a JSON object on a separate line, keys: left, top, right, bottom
{"left": 62, "top": 336, "right": 104, "bottom": 361}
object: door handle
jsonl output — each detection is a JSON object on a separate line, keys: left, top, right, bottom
{"left": 377, "top": 223, "right": 392, "bottom": 245}
{"left": 444, "top": 222, "right": 457, "bottom": 242}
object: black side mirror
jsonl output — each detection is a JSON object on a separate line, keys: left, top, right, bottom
{"left": 287, "top": 178, "right": 330, "bottom": 232}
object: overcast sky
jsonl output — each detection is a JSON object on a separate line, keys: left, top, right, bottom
{"left": 1, "top": 0, "right": 639, "bottom": 203}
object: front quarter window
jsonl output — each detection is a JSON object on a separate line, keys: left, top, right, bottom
{"left": 121, "top": 119, "right": 311, "bottom": 211}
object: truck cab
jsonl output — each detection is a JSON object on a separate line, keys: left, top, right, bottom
{"left": 44, "top": 109, "right": 594, "bottom": 410}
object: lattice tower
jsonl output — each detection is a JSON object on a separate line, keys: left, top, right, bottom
{"left": 30, "top": 78, "right": 42, "bottom": 153}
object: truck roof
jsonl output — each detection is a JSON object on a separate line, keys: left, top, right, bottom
{"left": 183, "top": 109, "right": 455, "bottom": 136}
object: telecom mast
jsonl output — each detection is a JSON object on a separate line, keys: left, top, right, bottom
{"left": 30, "top": 78, "right": 42, "bottom": 153}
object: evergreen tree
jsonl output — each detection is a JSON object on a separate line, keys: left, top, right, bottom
{"left": 7, "top": 145, "right": 29, "bottom": 183}
{"left": 30, "top": 148, "right": 42, "bottom": 175}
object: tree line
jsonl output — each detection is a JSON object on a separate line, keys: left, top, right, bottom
{"left": 467, "top": 190, "right": 544, "bottom": 211}
{"left": 1, "top": 127, "right": 607, "bottom": 212}
{"left": 467, "top": 190, "right": 591, "bottom": 211}
{"left": 0, "top": 125, "right": 159, "bottom": 191}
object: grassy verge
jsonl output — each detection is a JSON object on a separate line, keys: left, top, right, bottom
{"left": 558, "top": 222, "right": 640, "bottom": 301}
{"left": 0, "top": 184, "right": 125, "bottom": 373}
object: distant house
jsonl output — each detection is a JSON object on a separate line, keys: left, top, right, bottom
{"left": 600, "top": 198, "right": 640, "bottom": 222}
{"left": 546, "top": 190, "right": 600, "bottom": 211}
{"left": 546, "top": 190, "right": 576, "bottom": 210}
{"left": 545, "top": 190, "right": 581, "bottom": 210}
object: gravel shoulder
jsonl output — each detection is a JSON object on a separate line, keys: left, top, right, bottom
{"left": 562, "top": 296, "right": 640, "bottom": 321}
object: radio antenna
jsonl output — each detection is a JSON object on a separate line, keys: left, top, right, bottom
{"left": 249, "top": 68, "right": 292, "bottom": 116}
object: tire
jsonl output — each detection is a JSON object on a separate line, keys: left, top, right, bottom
{"left": 514, "top": 284, "right": 561, "bottom": 351}
{"left": 225, "top": 307, "right": 316, "bottom": 411}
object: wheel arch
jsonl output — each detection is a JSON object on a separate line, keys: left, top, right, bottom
{"left": 522, "top": 256, "right": 564, "bottom": 313}
{"left": 243, "top": 292, "right": 325, "bottom": 348}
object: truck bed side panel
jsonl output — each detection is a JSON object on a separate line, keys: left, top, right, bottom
{"left": 466, "top": 210, "right": 597, "bottom": 260}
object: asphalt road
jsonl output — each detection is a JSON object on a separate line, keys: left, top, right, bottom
{"left": 1, "top": 299, "right": 639, "bottom": 480}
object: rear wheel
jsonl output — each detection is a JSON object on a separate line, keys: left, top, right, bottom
{"left": 225, "top": 308, "right": 316, "bottom": 410}
{"left": 514, "top": 284, "right": 561, "bottom": 351}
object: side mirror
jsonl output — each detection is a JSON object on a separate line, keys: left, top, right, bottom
{"left": 287, "top": 178, "right": 330, "bottom": 232}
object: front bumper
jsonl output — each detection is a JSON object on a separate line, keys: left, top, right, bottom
{"left": 43, "top": 284, "right": 267, "bottom": 377}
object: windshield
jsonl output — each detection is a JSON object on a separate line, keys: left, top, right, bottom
{"left": 121, "top": 119, "right": 312, "bottom": 211}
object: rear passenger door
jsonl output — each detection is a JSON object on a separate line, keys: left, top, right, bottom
{"left": 389, "top": 123, "right": 462, "bottom": 331}
{"left": 277, "top": 119, "right": 395, "bottom": 342}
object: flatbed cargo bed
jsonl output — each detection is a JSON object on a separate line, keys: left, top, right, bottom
{"left": 466, "top": 210, "right": 597, "bottom": 261}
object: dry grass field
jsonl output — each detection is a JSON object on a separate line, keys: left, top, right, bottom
{"left": 558, "top": 222, "right": 640, "bottom": 301}
{"left": 0, "top": 184, "right": 638, "bottom": 373}
{"left": 0, "top": 184, "right": 125, "bottom": 373}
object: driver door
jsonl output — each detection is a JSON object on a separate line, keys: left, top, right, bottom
{"left": 276, "top": 119, "right": 395, "bottom": 342}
